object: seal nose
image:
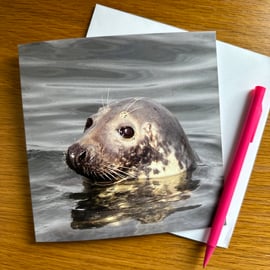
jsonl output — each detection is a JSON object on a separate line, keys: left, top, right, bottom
{"left": 66, "top": 143, "right": 89, "bottom": 170}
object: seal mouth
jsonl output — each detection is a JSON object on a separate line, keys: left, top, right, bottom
{"left": 66, "top": 143, "right": 135, "bottom": 186}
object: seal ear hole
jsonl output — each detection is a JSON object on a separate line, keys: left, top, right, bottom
{"left": 84, "top": 117, "right": 93, "bottom": 132}
{"left": 118, "top": 126, "right": 135, "bottom": 139}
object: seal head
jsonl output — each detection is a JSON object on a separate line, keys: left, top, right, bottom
{"left": 66, "top": 97, "right": 198, "bottom": 185}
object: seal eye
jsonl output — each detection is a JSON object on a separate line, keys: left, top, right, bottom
{"left": 118, "top": 126, "right": 134, "bottom": 139}
{"left": 84, "top": 117, "right": 93, "bottom": 132}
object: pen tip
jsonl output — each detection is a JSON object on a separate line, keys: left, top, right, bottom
{"left": 203, "top": 246, "right": 215, "bottom": 268}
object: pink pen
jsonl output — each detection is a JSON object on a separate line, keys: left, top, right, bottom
{"left": 203, "top": 86, "right": 266, "bottom": 267}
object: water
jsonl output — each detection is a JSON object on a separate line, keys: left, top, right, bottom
{"left": 19, "top": 32, "right": 223, "bottom": 242}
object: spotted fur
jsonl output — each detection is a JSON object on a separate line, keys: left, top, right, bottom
{"left": 66, "top": 97, "right": 198, "bottom": 185}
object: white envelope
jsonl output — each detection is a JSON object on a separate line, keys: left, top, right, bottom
{"left": 87, "top": 4, "right": 270, "bottom": 247}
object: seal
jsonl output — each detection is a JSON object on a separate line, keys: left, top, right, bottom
{"left": 66, "top": 97, "right": 198, "bottom": 186}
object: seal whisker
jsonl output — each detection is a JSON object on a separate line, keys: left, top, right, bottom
{"left": 100, "top": 172, "right": 107, "bottom": 180}
{"left": 102, "top": 171, "right": 113, "bottom": 181}
{"left": 106, "top": 169, "right": 130, "bottom": 183}
{"left": 114, "top": 169, "right": 138, "bottom": 180}
{"left": 127, "top": 106, "right": 144, "bottom": 114}
{"left": 112, "top": 165, "right": 137, "bottom": 172}
{"left": 102, "top": 165, "right": 123, "bottom": 179}
{"left": 106, "top": 88, "right": 110, "bottom": 106}
{"left": 124, "top": 97, "right": 142, "bottom": 113}
{"left": 107, "top": 168, "right": 128, "bottom": 180}
{"left": 101, "top": 96, "right": 105, "bottom": 108}
{"left": 101, "top": 89, "right": 111, "bottom": 109}
{"left": 93, "top": 170, "right": 98, "bottom": 179}
{"left": 110, "top": 167, "right": 134, "bottom": 177}
{"left": 106, "top": 166, "right": 136, "bottom": 180}
{"left": 103, "top": 170, "right": 117, "bottom": 183}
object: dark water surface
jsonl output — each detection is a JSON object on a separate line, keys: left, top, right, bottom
{"left": 19, "top": 32, "right": 223, "bottom": 242}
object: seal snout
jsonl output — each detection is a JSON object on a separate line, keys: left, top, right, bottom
{"left": 66, "top": 143, "right": 92, "bottom": 173}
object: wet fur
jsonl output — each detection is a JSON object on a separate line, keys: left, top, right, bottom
{"left": 66, "top": 97, "right": 198, "bottom": 185}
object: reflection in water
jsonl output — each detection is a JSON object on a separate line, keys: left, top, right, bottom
{"left": 69, "top": 171, "right": 200, "bottom": 229}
